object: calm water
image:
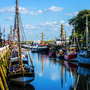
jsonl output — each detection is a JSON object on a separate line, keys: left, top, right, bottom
{"left": 10, "top": 51, "right": 90, "bottom": 90}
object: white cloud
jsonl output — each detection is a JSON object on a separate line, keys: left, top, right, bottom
{"left": 0, "top": 6, "right": 15, "bottom": 14}
{"left": 0, "top": 6, "right": 36, "bottom": 14}
{"left": 65, "top": 23, "right": 70, "bottom": 26}
{"left": 40, "top": 21, "right": 58, "bottom": 26}
{"left": 65, "top": 12, "right": 78, "bottom": 16}
{"left": 5, "top": 17, "right": 14, "bottom": 20}
{"left": 0, "top": 6, "right": 63, "bottom": 15}
{"left": 29, "top": 10, "right": 43, "bottom": 15}
{"left": 1, "top": 25, "right": 9, "bottom": 29}
{"left": 49, "top": 28, "right": 59, "bottom": 31}
{"left": 45, "top": 6, "right": 63, "bottom": 12}
{"left": 60, "top": 20, "right": 64, "bottom": 24}
{"left": 24, "top": 25, "right": 40, "bottom": 30}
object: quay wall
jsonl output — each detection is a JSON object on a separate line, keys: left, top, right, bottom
{"left": 0, "top": 45, "right": 10, "bottom": 90}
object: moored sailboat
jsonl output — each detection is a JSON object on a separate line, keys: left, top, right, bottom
{"left": 8, "top": 0, "right": 35, "bottom": 87}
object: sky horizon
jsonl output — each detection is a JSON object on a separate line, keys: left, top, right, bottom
{"left": 0, "top": 0, "right": 90, "bottom": 41}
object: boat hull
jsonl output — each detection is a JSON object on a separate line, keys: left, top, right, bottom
{"left": 37, "top": 48, "right": 49, "bottom": 54}
{"left": 64, "top": 53, "right": 77, "bottom": 60}
{"left": 10, "top": 77, "right": 34, "bottom": 87}
{"left": 56, "top": 54, "right": 64, "bottom": 59}
{"left": 77, "top": 54, "right": 90, "bottom": 68}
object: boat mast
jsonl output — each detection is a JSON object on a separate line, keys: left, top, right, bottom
{"left": 16, "top": 0, "right": 22, "bottom": 68}
{"left": 73, "top": 23, "right": 75, "bottom": 46}
{"left": 65, "top": 31, "right": 66, "bottom": 49}
{"left": 86, "top": 15, "right": 89, "bottom": 48}
{"left": 41, "top": 33, "right": 44, "bottom": 44}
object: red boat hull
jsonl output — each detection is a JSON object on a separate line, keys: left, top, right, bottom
{"left": 64, "top": 53, "right": 77, "bottom": 60}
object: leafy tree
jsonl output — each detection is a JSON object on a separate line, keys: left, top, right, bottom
{"left": 68, "top": 9, "right": 90, "bottom": 34}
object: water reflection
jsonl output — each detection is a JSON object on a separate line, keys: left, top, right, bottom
{"left": 10, "top": 84, "right": 35, "bottom": 90}
{"left": 10, "top": 51, "right": 90, "bottom": 90}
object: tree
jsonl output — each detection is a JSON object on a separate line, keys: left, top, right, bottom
{"left": 68, "top": 9, "right": 90, "bottom": 34}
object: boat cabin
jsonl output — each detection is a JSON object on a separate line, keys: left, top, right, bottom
{"left": 67, "top": 47, "right": 76, "bottom": 55}
{"left": 57, "top": 49, "right": 66, "bottom": 55}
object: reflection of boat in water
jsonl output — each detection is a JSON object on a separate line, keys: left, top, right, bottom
{"left": 49, "top": 48, "right": 56, "bottom": 58}
{"left": 64, "top": 61, "right": 78, "bottom": 70}
{"left": 72, "top": 66, "right": 90, "bottom": 90}
{"left": 10, "top": 83, "right": 35, "bottom": 90}
{"left": 77, "top": 66, "right": 90, "bottom": 75}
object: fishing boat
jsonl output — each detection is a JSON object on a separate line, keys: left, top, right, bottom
{"left": 8, "top": 0, "right": 35, "bottom": 87}
{"left": 64, "top": 23, "right": 78, "bottom": 61}
{"left": 37, "top": 44, "right": 49, "bottom": 54}
{"left": 64, "top": 47, "right": 77, "bottom": 61}
{"left": 56, "top": 49, "right": 66, "bottom": 59}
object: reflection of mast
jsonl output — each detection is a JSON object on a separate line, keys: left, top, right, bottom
{"left": 42, "top": 55, "right": 44, "bottom": 71}
{"left": 65, "top": 66, "right": 67, "bottom": 85}
{"left": 61, "top": 65, "right": 63, "bottom": 89}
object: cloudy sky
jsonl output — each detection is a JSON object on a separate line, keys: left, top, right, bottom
{"left": 0, "top": 0, "right": 90, "bottom": 41}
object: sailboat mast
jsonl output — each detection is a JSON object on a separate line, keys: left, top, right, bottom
{"left": 73, "top": 23, "right": 75, "bottom": 46}
{"left": 16, "top": 0, "right": 22, "bottom": 68}
{"left": 86, "top": 15, "right": 88, "bottom": 47}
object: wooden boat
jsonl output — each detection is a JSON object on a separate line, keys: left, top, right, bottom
{"left": 8, "top": 0, "right": 35, "bottom": 87}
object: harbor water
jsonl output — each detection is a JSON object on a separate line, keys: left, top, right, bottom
{"left": 10, "top": 51, "right": 90, "bottom": 90}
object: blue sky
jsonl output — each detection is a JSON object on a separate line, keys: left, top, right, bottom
{"left": 0, "top": 0, "right": 90, "bottom": 41}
